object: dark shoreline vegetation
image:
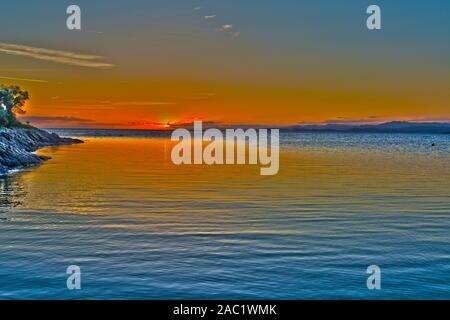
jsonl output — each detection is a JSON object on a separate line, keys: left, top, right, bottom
{"left": 0, "top": 85, "right": 82, "bottom": 175}
{"left": 0, "top": 127, "right": 82, "bottom": 175}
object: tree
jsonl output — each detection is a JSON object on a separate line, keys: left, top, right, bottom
{"left": 0, "top": 85, "right": 30, "bottom": 127}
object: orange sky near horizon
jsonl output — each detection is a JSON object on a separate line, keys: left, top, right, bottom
{"left": 11, "top": 76, "right": 449, "bottom": 129}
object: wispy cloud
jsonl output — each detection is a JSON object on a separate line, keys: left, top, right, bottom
{"left": 219, "top": 24, "right": 240, "bottom": 37}
{"left": 408, "top": 116, "right": 450, "bottom": 123}
{"left": 19, "top": 116, "right": 95, "bottom": 124}
{"left": 126, "top": 120, "right": 221, "bottom": 129}
{"left": 19, "top": 116, "right": 122, "bottom": 128}
{"left": 0, "top": 76, "right": 49, "bottom": 83}
{"left": 50, "top": 99, "right": 176, "bottom": 110}
{"left": 220, "top": 24, "right": 233, "bottom": 31}
{"left": 183, "top": 92, "right": 216, "bottom": 100}
{"left": 112, "top": 101, "right": 177, "bottom": 106}
{"left": 324, "top": 118, "right": 382, "bottom": 125}
{"left": 193, "top": 5, "right": 239, "bottom": 37}
{"left": 0, "top": 42, "right": 114, "bottom": 68}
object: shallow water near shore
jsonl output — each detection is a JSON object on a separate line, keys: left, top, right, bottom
{"left": 0, "top": 131, "right": 449, "bottom": 299}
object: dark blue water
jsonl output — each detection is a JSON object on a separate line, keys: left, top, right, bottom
{"left": 0, "top": 130, "right": 449, "bottom": 299}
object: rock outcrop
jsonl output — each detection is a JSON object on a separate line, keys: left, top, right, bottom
{"left": 0, "top": 127, "right": 82, "bottom": 175}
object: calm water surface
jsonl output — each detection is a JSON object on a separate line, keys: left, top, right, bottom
{"left": 0, "top": 131, "right": 449, "bottom": 299}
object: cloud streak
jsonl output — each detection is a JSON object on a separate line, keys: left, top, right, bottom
{"left": 219, "top": 24, "right": 240, "bottom": 37}
{"left": 221, "top": 24, "right": 233, "bottom": 31}
{"left": 19, "top": 116, "right": 95, "bottom": 124}
{"left": 0, "top": 76, "right": 49, "bottom": 83}
{"left": 0, "top": 42, "right": 114, "bottom": 68}
{"left": 112, "top": 101, "right": 177, "bottom": 106}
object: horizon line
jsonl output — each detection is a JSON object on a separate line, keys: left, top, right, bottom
{"left": 33, "top": 120, "right": 450, "bottom": 132}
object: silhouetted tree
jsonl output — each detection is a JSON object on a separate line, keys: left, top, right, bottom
{"left": 0, "top": 85, "right": 30, "bottom": 127}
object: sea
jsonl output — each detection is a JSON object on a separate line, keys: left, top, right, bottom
{"left": 0, "top": 129, "right": 449, "bottom": 299}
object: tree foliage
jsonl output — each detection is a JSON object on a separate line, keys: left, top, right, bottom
{"left": 0, "top": 85, "right": 30, "bottom": 127}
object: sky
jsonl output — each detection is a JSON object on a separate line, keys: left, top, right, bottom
{"left": 0, "top": 0, "right": 449, "bottom": 129}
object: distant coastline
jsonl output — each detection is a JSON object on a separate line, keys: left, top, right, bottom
{"left": 44, "top": 121, "right": 450, "bottom": 135}
{"left": 284, "top": 121, "right": 450, "bottom": 134}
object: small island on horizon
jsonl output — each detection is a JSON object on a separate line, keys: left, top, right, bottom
{"left": 283, "top": 121, "right": 450, "bottom": 134}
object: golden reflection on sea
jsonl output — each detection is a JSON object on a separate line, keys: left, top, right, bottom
{"left": 8, "top": 137, "right": 449, "bottom": 220}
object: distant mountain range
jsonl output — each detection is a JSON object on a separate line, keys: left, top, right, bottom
{"left": 284, "top": 121, "right": 450, "bottom": 134}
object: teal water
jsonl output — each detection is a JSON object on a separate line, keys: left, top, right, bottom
{"left": 0, "top": 131, "right": 449, "bottom": 299}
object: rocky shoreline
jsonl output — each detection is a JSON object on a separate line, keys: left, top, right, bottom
{"left": 0, "top": 127, "right": 83, "bottom": 175}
